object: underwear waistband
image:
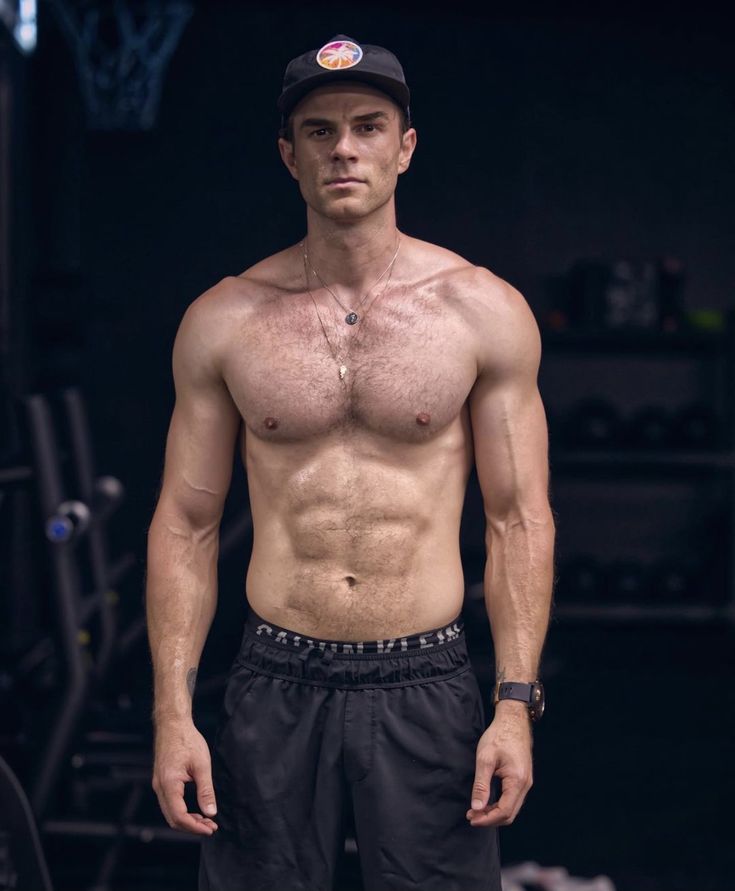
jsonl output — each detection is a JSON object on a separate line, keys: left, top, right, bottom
{"left": 244, "top": 606, "right": 464, "bottom": 656}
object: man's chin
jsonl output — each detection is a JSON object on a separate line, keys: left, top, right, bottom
{"left": 318, "top": 199, "right": 373, "bottom": 221}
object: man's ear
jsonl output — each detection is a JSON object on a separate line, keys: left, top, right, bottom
{"left": 278, "top": 137, "right": 299, "bottom": 181}
{"left": 397, "top": 127, "right": 417, "bottom": 175}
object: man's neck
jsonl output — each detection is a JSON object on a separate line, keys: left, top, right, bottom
{"left": 303, "top": 209, "right": 401, "bottom": 295}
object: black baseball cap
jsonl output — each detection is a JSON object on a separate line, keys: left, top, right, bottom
{"left": 277, "top": 34, "right": 411, "bottom": 124}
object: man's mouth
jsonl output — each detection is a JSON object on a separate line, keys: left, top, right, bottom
{"left": 326, "top": 177, "right": 363, "bottom": 185}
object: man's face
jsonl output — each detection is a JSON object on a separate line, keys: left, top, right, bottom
{"left": 278, "top": 82, "right": 417, "bottom": 222}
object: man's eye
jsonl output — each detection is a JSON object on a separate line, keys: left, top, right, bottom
{"left": 311, "top": 128, "right": 329, "bottom": 137}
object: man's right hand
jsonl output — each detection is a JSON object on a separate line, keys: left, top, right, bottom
{"left": 152, "top": 720, "right": 219, "bottom": 836}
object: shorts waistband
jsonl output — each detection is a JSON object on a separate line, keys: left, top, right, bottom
{"left": 243, "top": 606, "right": 465, "bottom": 657}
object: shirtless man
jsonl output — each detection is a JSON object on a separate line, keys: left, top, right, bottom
{"left": 147, "top": 34, "right": 555, "bottom": 891}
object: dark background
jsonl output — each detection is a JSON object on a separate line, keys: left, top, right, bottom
{"left": 2, "top": 2, "right": 734, "bottom": 890}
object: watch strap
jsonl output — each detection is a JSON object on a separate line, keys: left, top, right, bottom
{"left": 496, "top": 682, "right": 534, "bottom": 704}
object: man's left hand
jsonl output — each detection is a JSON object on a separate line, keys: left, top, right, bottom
{"left": 466, "top": 701, "right": 533, "bottom": 827}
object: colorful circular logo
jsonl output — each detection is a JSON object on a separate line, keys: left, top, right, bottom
{"left": 316, "top": 40, "right": 363, "bottom": 70}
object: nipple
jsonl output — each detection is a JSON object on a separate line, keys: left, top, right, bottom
{"left": 416, "top": 412, "right": 431, "bottom": 426}
{"left": 264, "top": 416, "right": 279, "bottom": 430}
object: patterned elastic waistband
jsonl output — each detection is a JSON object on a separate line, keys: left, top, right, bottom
{"left": 244, "top": 607, "right": 464, "bottom": 655}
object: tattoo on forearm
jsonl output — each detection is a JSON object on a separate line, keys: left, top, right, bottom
{"left": 495, "top": 665, "right": 506, "bottom": 698}
{"left": 186, "top": 667, "right": 197, "bottom": 699}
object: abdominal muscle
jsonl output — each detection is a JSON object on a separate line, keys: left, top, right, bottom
{"left": 242, "top": 425, "right": 472, "bottom": 641}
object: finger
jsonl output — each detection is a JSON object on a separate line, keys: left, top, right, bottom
{"left": 470, "top": 755, "right": 496, "bottom": 811}
{"left": 192, "top": 758, "right": 218, "bottom": 818}
{"left": 153, "top": 776, "right": 180, "bottom": 830}
{"left": 467, "top": 778, "right": 526, "bottom": 827}
{"left": 163, "top": 778, "right": 216, "bottom": 836}
{"left": 191, "top": 813, "right": 219, "bottom": 831}
{"left": 169, "top": 802, "right": 216, "bottom": 835}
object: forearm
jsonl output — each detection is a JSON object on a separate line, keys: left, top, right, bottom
{"left": 484, "top": 510, "right": 555, "bottom": 698}
{"left": 146, "top": 512, "right": 220, "bottom": 726}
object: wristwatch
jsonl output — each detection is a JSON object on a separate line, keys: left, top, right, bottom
{"left": 494, "top": 680, "right": 545, "bottom": 722}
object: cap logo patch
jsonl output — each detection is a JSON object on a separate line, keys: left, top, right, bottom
{"left": 316, "top": 40, "right": 363, "bottom": 70}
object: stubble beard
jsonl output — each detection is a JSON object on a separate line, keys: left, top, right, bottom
{"left": 308, "top": 176, "right": 397, "bottom": 225}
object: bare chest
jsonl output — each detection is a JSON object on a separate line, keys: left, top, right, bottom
{"left": 222, "top": 286, "right": 478, "bottom": 443}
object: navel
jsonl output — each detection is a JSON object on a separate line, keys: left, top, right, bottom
{"left": 416, "top": 412, "right": 431, "bottom": 426}
{"left": 264, "top": 416, "right": 279, "bottom": 430}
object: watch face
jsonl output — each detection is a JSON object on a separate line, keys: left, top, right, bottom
{"left": 530, "top": 683, "right": 545, "bottom": 721}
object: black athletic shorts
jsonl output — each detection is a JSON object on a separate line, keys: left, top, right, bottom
{"left": 198, "top": 606, "right": 502, "bottom": 891}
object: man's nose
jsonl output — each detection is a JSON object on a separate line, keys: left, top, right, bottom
{"left": 331, "top": 127, "right": 358, "bottom": 160}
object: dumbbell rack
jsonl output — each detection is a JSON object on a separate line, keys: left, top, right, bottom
{"left": 540, "top": 311, "right": 735, "bottom": 625}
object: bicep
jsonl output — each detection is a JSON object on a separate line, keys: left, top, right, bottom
{"left": 156, "top": 298, "right": 242, "bottom": 530}
{"left": 468, "top": 285, "right": 551, "bottom": 528}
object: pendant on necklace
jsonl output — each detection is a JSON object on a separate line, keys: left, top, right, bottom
{"left": 345, "top": 312, "right": 359, "bottom": 325}
{"left": 339, "top": 365, "right": 347, "bottom": 380}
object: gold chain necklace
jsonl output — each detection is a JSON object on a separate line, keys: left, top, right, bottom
{"left": 303, "top": 236, "right": 401, "bottom": 325}
{"left": 302, "top": 236, "right": 401, "bottom": 382}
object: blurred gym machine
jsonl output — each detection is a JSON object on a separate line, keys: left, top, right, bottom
{"left": 2, "top": 386, "right": 154, "bottom": 890}
{"left": 0, "top": 385, "right": 253, "bottom": 890}
{"left": 0, "top": 753, "right": 53, "bottom": 891}
{"left": 24, "top": 388, "right": 137, "bottom": 817}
